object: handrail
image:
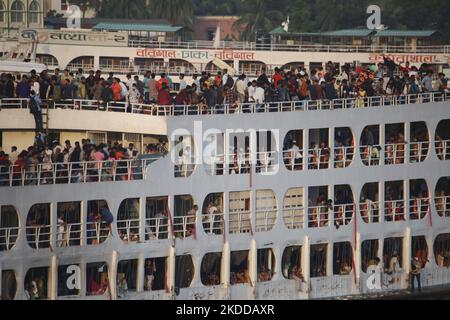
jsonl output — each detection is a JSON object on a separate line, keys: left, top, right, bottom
{"left": 436, "top": 140, "right": 450, "bottom": 161}
{"left": 1, "top": 91, "right": 449, "bottom": 117}
{"left": 117, "top": 219, "right": 141, "bottom": 242}
{"left": 0, "top": 159, "right": 154, "bottom": 188}
{"left": 127, "top": 39, "right": 450, "bottom": 54}
{"left": 435, "top": 196, "right": 450, "bottom": 217}
{"left": 359, "top": 200, "right": 381, "bottom": 224}
{"left": 145, "top": 216, "right": 170, "bottom": 240}
{"left": 409, "top": 197, "right": 429, "bottom": 220}
{"left": 229, "top": 210, "right": 252, "bottom": 234}
{"left": 384, "top": 200, "right": 406, "bottom": 222}
{"left": 0, "top": 226, "right": 20, "bottom": 251}
{"left": 202, "top": 212, "right": 224, "bottom": 236}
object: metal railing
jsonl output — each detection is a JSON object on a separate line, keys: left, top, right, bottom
{"left": 410, "top": 141, "right": 429, "bottom": 163}
{"left": 56, "top": 222, "right": 82, "bottom": 247}
{"left": 435, "top": 196, "right": 450, "bottom": 217}
{"left": 26, "top": 225, "right": 51, "bottom": 249}
{"left": 360, "top": 201, "right": 381, "bottom": 223}
{"left": 333, "top": 204, "right": 354, "bottom": 226}
{"left": 409, "top": 197, "right": 430, "bottom": 220}
{"left": 229, "top": 211, "right": 252, "bottom": 235}
{"left": 283, "top": 150, "right": 304, "bottom": 171}
{"left": 145, "top": 217, "right": 170, "bottom": 240}
{"left": 117, "top": 219, "right": 141, "bottom": 242}
{"left": 334, "top": 146, "right": 354, "bottom": 168}
{"left": 360, "top": 145, "right": 382, "bottom": 166}
{"left": 308, "top": 148, "right": 330, "bottom": 170}
{"left": 202, "top": 212, "right": 225, "bottom": 235}
{"left": 283, "top": 207, "right": 305, "bottom": 230}
{"left": 2, "top": 92, "right": 449, "bottom": 117}
{"left": 436, "top": 140, "right": 450, "bottom": 161}
{"left": 384, "top": 143, "right": 406, "bottom": 165}
{"left": 172, "top": 215, "right": 196, "bottom": 239}
{"left": 127, "top": 39, "right": 450, "bottom": 54}
{"left": 86, "top": 222, "right": 111, "bottom": 245}
{"left": 255, "top": 209, "right": 277, "bottom": 233}
{"left": 0, "top": 159, "right": 152, "bottom": 188}
{"left": 0, "top": 227, "right": 19, "bottom": 251}
{"left": 384, "top": 200, "right": 406, "bottom": 222}
{"left": 308, "top": 205, "right": 331, "bottom": 228}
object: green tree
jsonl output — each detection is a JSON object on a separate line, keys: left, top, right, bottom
{"left": 147, "top": 0, "right": 195, "bottom": 28}
{"left": 96, "top": 0, "right": 151, "bottom": 19}
{"left": 233, "top": 0, "right": 286, "bottom": 41}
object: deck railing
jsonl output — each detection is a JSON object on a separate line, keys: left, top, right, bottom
{"left": 1, "top": 92, "right": 449, "bottom": 118}
{"left": 0, "top": 159, "right": 153, "bottom": 188}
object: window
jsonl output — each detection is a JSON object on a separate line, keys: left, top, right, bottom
{"left": 175, "top": 255, "right": 194, "bottom": 290}
{"left": 283, "top": 188, "right": 305, "bottom": 230}
{"left": 202, "top": 193, "right": 224, "bottom": 236}
{"left": 229, "top": 191, "right": 252, "bottom": 234}
{"left": 57, "top": 202, "right": 81, "bottom": 247}
{"left": 360, "top": 125, "right": 381, "bottom": 167}
{"left": 257, "top": 249, "right": 275, "bottom": 282}
{"left": 310, "top": 244, "right": 327, "bottom": 278}
{"left": 361, "top": 240, "right": 379, "bottom": 273}
{"left": 435, "top": 120, "right": 450, "bottom": 161}
{"left": 26, "top": 204, "right": 51, "bottom": 249}
{"left": 10, "top": 0, "right": 25, "bottom": 23}
{"left": 86, "top": 200, "right": 111, "bottom": 245}
{"left": 1, "top": 270, "right": 17, "bottom": 300}
{"left": 0, "top": 206, "right": 19, "bottom": 251}
{"left": 283, "top": 130, "right": 304, "bottom": 171}
{"left": 383, "top": 238, "right": 403, "bottom": 273}
{"left": 117, "top": 199, "right": 140, "bottom": 242}
{"left": 173, "top": 195, "right": 196, "bottom": 239}
{"left": 255, "top": 190, "right": 277, "bottom": 232}
{"left": 145, "top": 197, "right": 169, "bottom": 240}
{"left": 409, "top": 180, "right": 429, "bottom": 220}
{"left": 412, "top": 236, "right": 429, "bottom": 268}
{"left": 360, "top": 183, "right": 380, "bottom": 223}
{"left": 24, "top": 267, "right": 49, "bottom": 300}
{"left": 201, "top": 253, "right": 222, "bottom": 286}
{"left": 282, "top": 246, "right": 303, "bottom": 281}
{"left": 0, "top": 1, "right": 5, "bottom": 23}
{"left": 144, "top": 258, "right": 167, "bottom": 291}
{"left": 28, "top": 0, "right": 40, "bottom": 24}
{"left": 86, "top": 263, "right": 109, "bottom": 296}
{"left": 58, "top": 264, "right": 81, "bottom": 297}
{"left": 333, "top": 242, "right": 353, "bottom": 275}
{"left": 385, "top": 181, "right": 405, "bottom": 222}
{"left": 117, "top": 260, "right": 138, "bottom": 298}
{"left": 230, "top": 251, "right": 249, "bottom": 285}
{"left": 334, "top": 127, "right": 354, "bottom": 169}
{"left": 434, "top": 234, "right": 450, "bottom": 268}
{"left": 435, "top": 177, "right": 450, "bottom": 217}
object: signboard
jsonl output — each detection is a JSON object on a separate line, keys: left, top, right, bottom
{"left": 19, "top": 29, "right": 129, "bottom": 47}
{"left": 136, "top": 48, "right": 256, "bottom": 62}
{"left": 369, "top": 54, "right": 450, "bottom": 65}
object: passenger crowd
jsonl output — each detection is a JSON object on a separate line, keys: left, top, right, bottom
{"left": 0, "top": 138, "right": 167, "bottom": 186}
{"left": 0, "top": 55, "right": 448, "bottom": 111}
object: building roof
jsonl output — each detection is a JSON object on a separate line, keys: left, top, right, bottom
{"left": 270, "top": 27, "right": 439, "bottom": 38}
{"left": 321, "top": 29, "right": 374, "bottom": 37}
{"left": 374, "top": 30, "right": 438, "bottom": 37}
{"left": 269, "top": 26, "right": 318, "bottom": 36}
{"left": 93, "top": 22, "right": 183, "bottom": 33}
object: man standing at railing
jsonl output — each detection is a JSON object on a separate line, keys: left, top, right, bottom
{"left": 410, "top": 257, "right": 422, "bottom": 293}
{"left": 29, "top": 90, "right": 43, "bottom": 133}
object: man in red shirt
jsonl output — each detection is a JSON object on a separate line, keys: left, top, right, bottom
{"left": 158, "top": 83, "right": 172, "bottom": 105}
{"left": 273, "top": 67, "right": 283, "bottom": 89}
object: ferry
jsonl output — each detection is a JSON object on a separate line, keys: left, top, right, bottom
{"left": 0, "top": 27, "right": 450, "bottom": 301}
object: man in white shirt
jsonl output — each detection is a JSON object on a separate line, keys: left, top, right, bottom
{"left": 222, "top": 69, "right": 229, "bottom": 87}
{"left": 288, "top": 141, "right": 302, "bottom": 170}
{"left": 253, "top": 83, "right": 265, "bottom": 112}
{"left": 179, "top": 73, "right": 187, "bottom": 91}
{"left": 126, "top": 74, "right": 136, "bottom": 90}
{"left": 9, "top": 146, "right": 18, "bottom": 164}
{"left": 235, "top": 75, "right": 246, "bottom": 103}
{"left": 248, "top": 81, "right": 257, "bottom": 101}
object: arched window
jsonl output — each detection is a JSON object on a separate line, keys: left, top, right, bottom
{"left": 28, "top": 0, "right": 40, "bottom": 24}
{"left": 10, "top": 0, "right": 25, "bottom": 23}
{"left": 0, "top": 2, "right": 5, "bottom": 23}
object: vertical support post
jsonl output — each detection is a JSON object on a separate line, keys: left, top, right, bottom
{"left": 167, "top": 246, "right": 176, "bottom": 299}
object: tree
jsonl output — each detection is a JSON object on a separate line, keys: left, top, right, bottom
{"left": 96, "top": 0, "right": 151, "bottom": 19}
{"left": 233, "top": 0, "right": 286, "bottom": 41}
{"left": 148, "top": 0, "right": 195, "bottom": 28}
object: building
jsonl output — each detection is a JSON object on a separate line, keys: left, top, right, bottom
{"left": 270, "top": 27, "right": 441, "bottom": 49}
{"left": 193, "top": 16, "right": 242, "bottom": 41}
{"left": 0, "top": 0, "right": 44, "bottom": 33}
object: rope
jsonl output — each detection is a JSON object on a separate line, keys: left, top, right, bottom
{"left": 352, "top": 204, "right": 358, "bottom": 285}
